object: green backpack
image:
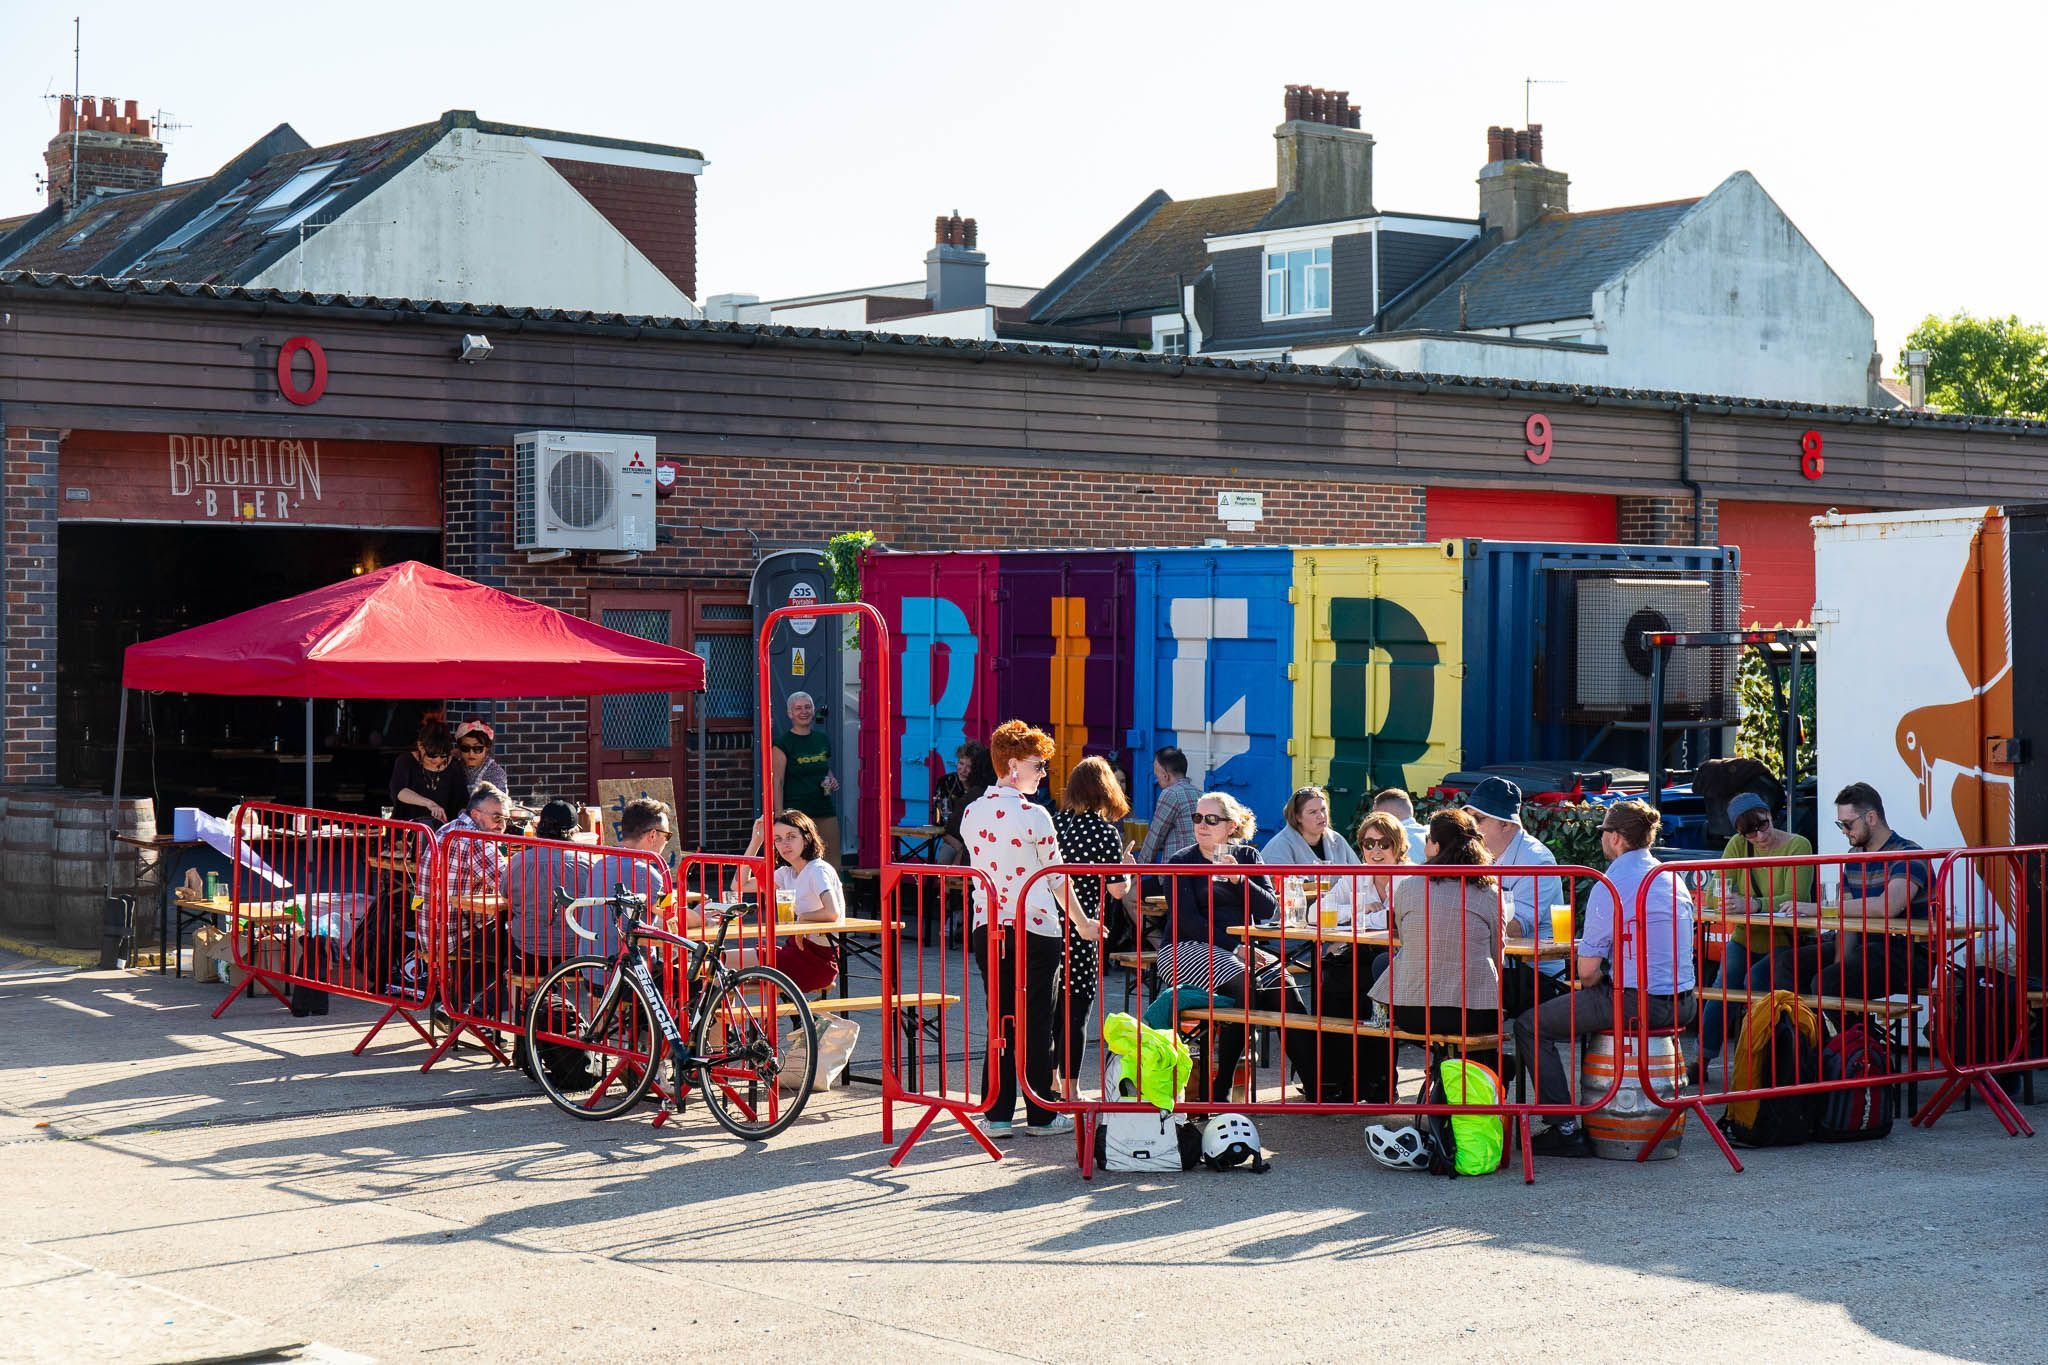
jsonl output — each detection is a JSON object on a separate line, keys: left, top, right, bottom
{"left": 1421, "top": 1057, "right": 1505, "bottom": 1177}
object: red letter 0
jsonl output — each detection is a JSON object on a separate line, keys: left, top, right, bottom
{"left": 276, "top": 336, "right": 328, "bottom": 406}
{"left": 1524, "top": 412, "right": 1553, "bottom": 465}
{"left": 1800, "top": 430, "right": 1824, "bottom": 480}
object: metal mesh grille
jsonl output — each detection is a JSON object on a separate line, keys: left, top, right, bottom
{"left": 695, "top": 634, "right": 755, "bottom": 721}
{"left": 702, "top": 603, "right": 752, "bottom": 621}
{"left": 513, "top": 435, "right": 537, "bottom": 547}
{"left": 1560, "top": 568, "right": 1741, "bottom": 723}
{"left": 601, "top": 608, "right": 671, "bottom": 749}
{"left": 547, "top": 449, "right": 615, "bottom": 530}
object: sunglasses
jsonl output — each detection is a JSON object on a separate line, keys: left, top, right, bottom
{"left": 457, "top": 742, "right": 488, "bottom": 753}
{"left": 1834, "top": 815, "right": 1865, "bottom": 832}
{"left": 1738, "top": 818, "right": 1771, "bottom": 836}
{"left": 1027, "top": 758, "right": 1049, "bottom": 773}
{"left": 1359, "top": 836, "right": 1396, "bottom": 851}
{"left": 1193, "top": 813, "right": 1234, "bottom": 827}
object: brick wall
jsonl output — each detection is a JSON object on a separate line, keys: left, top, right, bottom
{"left": 1617, "top": 492, "right": 1717, "bottom": 547}
{"left": 4, "top": 428, "right": 61, "bottom": 785}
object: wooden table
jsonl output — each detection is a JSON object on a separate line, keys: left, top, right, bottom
{"left": 1709, "top": 910, "right": 1975, "bottom": 941}
{"left": 682, "top": 915, "right": 884, "bottom": 943}
{"left": 1227, "top": 922, "right": 1572, "bottom": 963}
{"left": 890, "top": 825, "right": 945, "bottom": 861}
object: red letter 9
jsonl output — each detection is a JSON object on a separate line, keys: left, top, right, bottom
{"left": 1524, "top": 412, "right": 1553, "bottom": 465}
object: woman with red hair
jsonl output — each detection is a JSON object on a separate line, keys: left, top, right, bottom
{"left": 961, "top": 719, "right": 1101, "bottom": 1138}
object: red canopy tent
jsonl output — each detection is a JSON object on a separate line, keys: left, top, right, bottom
{"left": 114, "top": 561, "right": 704, "bottom": 813}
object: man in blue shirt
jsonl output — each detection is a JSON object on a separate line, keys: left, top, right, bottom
{"left": 1744, "top": 782, "right": 1935, "bottom": 1001}
{"left": 1513, "top": 799, "right": 1697, "bottom": 1157}
{"left": 1465, "top": 777, "right": 1569, "bottom": 1019}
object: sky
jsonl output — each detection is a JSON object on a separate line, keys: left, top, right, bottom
{"left": 2, "top": 0, "right": 2039, "bottom": 360}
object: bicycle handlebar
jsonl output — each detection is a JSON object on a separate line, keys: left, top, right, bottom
{"left": 552, "top": 885, "right": 649, "bottom": 943}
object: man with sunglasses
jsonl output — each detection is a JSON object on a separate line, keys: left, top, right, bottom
{"left": 1746, "top": 782, "right": 1932, "bottom": 1003}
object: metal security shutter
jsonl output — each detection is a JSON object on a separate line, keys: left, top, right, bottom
{"left": 1424, "top": 488, "right": 1619, "bottom": 544}
{"left": 1718, "top": 500, "right": 1864, "bottom": 628}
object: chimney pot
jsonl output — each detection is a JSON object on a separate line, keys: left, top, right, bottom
{"left": 1348, "top": 104, "right": 1362, "bottom": 130}
{"left": 1514, "top": 129, "right": 1531, "bottom": 161}
{"left": 963, "top": 217, "right": 978, "bottom": 249}
{"left": 57, "top": 94, "right": 74, "bottom": 134}
{"left": 1528, "top": 124, "right": 1543, "bottom": 163}
{"left": 934, "top": 214, "right": 949, "bottom": 246}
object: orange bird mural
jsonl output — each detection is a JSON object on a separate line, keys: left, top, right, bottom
{"left": 1895, "top": 517, "right": 2014, "bottom": 852}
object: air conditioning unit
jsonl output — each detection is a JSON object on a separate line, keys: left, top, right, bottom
{"left": 513, "top": 430, "right": 658, "bottom": 553}
{"left": 1574, "top": 577, "right": 1715, "bottom": 713}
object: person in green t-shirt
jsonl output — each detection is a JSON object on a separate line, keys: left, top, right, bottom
{"left": 1696, "top": 792, "right": 1813, "bottom": 1078}
{"left": 772, "top": 691, "right": 841, "bottom": 870}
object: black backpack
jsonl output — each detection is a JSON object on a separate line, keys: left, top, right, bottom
{"left": 1720, "top": 1011, "right": 1822, "bottom": 1147}
{"left": 1813, "top": 1022, "right": 1895, "bottom": 1142}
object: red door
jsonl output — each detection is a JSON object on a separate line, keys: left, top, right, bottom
{"left": 1717, "top": 501, "right": 1866, "bottom": 628}
{"left": 588, "top": 589, "right": 691, "bottom": 802}
{"left": 1425, "top": 487, "right": 1619, "bottom": 544}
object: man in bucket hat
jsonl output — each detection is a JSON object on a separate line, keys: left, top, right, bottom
{"left": 1464, "top": 777, "right": 1568, "bottom": 1018}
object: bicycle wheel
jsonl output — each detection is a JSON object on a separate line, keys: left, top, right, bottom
{"left": 694, "top": 964, "right": 817, "bottom": 1140}
{"left": 524, "top": 956, "right": 663, "bottom": 1121}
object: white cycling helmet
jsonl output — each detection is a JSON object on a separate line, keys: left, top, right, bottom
{"left": 1202, "top": 1113, "right": 1264, "bottom": 1171}
{"left": 1366, "top": 1122, "right": 1431, "bottom": 1171}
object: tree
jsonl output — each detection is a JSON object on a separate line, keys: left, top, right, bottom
{"left": 1900, "top": 311, "right": 2048, "bottom": 419}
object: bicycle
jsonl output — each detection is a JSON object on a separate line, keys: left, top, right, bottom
{"left": 523, "top": 885, "right": 819, "bottom": 1139}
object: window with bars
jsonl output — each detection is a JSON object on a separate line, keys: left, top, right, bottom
{"left": 600, "top": 607, "right": 673, "bottom": 750}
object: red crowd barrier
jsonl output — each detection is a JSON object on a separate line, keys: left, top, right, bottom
{"left": 216, "top": 802, "right": 439, "bottom": 1056}
{"left": 1630, "top": 847, "right": 1957, "bottom": 1173}
{"left": 877, "top": 862, "right": 1005, "bottom": 1165}
{"left": 425, "top": 825, "right": 670, "bottom": 1073}
{"left": 1009, "top": 860, "right": 1627, "bottom": 1181}
{"left": 1912, "top": 846, "right": 2046, "bottom": 1136}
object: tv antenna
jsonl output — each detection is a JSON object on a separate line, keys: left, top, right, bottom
{"left": 1524, "top": 77, "right": 1566, "bottom": 126}
{"left": 153, "top": 109, "right": 194, "bottom": 142}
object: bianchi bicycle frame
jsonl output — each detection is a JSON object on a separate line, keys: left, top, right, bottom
{"left": 559, "top": 888, "right": 741, "bottom": 1066}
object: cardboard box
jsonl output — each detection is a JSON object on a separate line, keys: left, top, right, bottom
{"left": 190, "top": 927, "right": 233, "bottom": 985}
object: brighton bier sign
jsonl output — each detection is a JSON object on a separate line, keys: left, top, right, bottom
{"left": 59, "top": 430, "right": 442, "bottom": 530}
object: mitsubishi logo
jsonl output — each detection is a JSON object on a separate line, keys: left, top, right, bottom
{"left": 626, "top": 448, "right": 648, "bottom": 468}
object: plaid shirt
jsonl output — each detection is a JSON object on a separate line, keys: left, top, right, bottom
{"left": 423, "top": 812, "right": 506, "bottom": 952}
{"left": 1138, "top": 778, "right": 1199, "bottom": 864}
{"left": 439, "top": 812, "right": 507, "bottom": 896}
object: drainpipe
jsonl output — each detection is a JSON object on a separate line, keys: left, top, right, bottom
{"left": 1679, "top": 404, "right": 1704, "bottom": 545}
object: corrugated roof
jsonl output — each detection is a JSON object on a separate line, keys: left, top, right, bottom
{"left": 4, "top": 269, "right": 2039, "bottom": 432}
{"left": 1403, "top": 198, "right": 1700, "bottom": 331}
{"left": 1031, "top": 188, "right": 1274, "bottom": 323}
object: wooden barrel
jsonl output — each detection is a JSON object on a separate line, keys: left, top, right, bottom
{"left": 1581, "top": 1032, "right": 1687, "bottom": 1161}
{"left": 0, "top": 789, "right": 57, "bottom": 933}
{"left": 52, "top": 794, "right": 160, "bottom": 952}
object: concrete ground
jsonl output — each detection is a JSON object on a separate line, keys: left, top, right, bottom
{"left": 3, "top": 946, "right": 2044, "bottom": 1364}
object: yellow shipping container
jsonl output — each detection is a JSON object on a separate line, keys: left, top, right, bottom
{"left": 1290, "top": 545, "right": 1465, "bottom": 835}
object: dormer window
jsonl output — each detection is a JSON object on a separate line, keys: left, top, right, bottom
{"left": 1263, "top": 243, "right": 1331, "bottom": 320}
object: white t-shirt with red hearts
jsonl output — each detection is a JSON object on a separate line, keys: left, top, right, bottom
{"left": 962, "top": 784, "right": 1065, "bottom": 938}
